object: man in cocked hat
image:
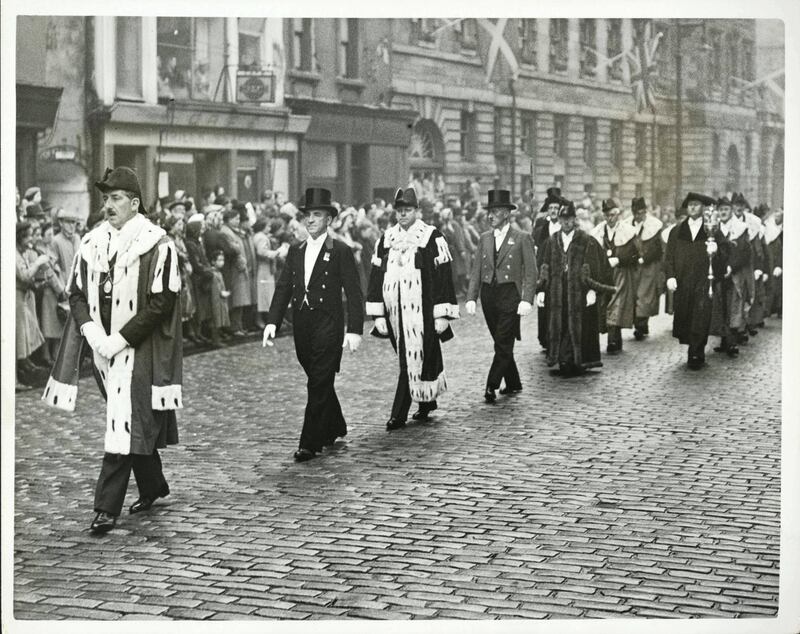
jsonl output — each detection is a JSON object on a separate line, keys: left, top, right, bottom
{"left": 532, "top": 186, "right": 563, "bottom": 353}
{"left": 43, "top": 166, "right": 183, "bottom": 533}
{"left": 664, "top": 192, "right": 722, "bottom": 369}
{"left": 465, "top": 189, "right": 537, "bottom": 402}
{"left": 732, "top": 193, "right": 768, "bottom": 337}
{"left": 367, "top": 187, "right": 459, "bottom": 430}
{"left": 263, "top": 187, "right": 364, "bottom": 462}
{"left": 624, "top": 197, "right": 663, "bottom": 341}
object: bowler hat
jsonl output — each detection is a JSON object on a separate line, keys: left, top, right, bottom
{"left": 681, "top": 192, "right": 716, "bottom": 209}
{"left": 485, "top": 189, "right": 518, "bottom": 211}
{"left": 631, "top": 197, "right": 647, "bottom": 213}
{"left": 393, "top": 187, "right": 419, "bottom": 210}
{"left": 300, "top": 187, "right": 338, "bottom": 216}
{"left": 558, "top": 199, "right": 576, "bottom": 218}
{"left": 94, "top": 167, "right": 147, "bottom": 214}
{"left": 540, "top": 186, "right": 562, "bottom": 214}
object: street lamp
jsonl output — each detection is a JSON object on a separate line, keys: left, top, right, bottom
{"left": 674, "top": 19, "right": 712, "bottom": 206}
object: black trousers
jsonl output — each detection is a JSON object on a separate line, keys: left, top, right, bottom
{"left": 481, "top": 283, "right": 522, "bottom": 391}
{"left": 94, "top": 449, "right": 167, "bottom": 516}
{"left": 293, "top": 307, "right": 346, "bottom": 451}
{"left": 607, "top": 325, "right": 623, "bottom": 350}
{"left": 390, "top": 303, "right": 436, "bottom": 421}
{"left": 537, "top": 303, "right": 549, "bottom": 349}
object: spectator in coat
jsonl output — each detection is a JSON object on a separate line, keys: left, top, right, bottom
{"left": 184, "top": 213, "right": 217, "bottom": 345}
{"left": 219, "top": 208, "right": 250, "bottom": 336}
{"left": 16, "top": 222, "right": 51, "bottom": 388}
{"left": 252, "top": 218, "right": 286, "bottom": 327}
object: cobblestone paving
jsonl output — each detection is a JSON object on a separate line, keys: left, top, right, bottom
{"left": 14, "top": 306, "right": 781, "bottom": 620}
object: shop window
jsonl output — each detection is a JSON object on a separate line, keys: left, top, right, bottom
{"left": 306, "top": 143, "right": 339, "bottom": 180}
{"left": 338, "top": 18, "right": 359, "bottom": 78}
{"left": 518, "top": 19, "right": 537, "bottom": 67}
{"left": 579, "top": 19, "right": 597, "bottom": 78}
{"left": 610, "top": 121, "right": 622, "bottom": 168}
{"left": 553, "top": 115, "right": 568, "bottom": 160}
{"left": 607, "top": 19, "right": 623, "bottom": 81}
{"left": 460, "top": 111, "right": 476, "bottom": 160}
{"left": 549, "top": 19, "right": 568, "bottom": 73}
{"left": 116, "top": 17, "right": 142, "bottom": 99}
{"left": 157, "top": 17, "right": 225, "bottom": 102}
{"left": 292, "top": 18, "right": 315, "bottom": 71}
{"left": 583, "top": 118, "right": 597, "bottom": 166}
{"left": 635, "top": 124, "right": 647, "bottom": 168}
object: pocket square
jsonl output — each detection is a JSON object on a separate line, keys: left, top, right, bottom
{"left": 323, "top": 252, "right": 331, "bottom": 261}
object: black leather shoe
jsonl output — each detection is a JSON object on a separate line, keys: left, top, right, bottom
{"left": 90, "top": 512, "right": 116, "bottom": 534}
{"left": 484, "top": 388, "right": 497, "bottom": 403}
{"left": 633, "top": 330, "right": 645, "bottom": 341}
{"left": 726, "top": 345, "right": 740, "bottom": 358}
{"left": 412, "top": 402, "right": 438, "bottom": 421}
{"left": 499, "top": 386, "right": 522, "bottom": 395}
{"left": 293, "top": 448, "right": 317, "bottom": 462}
{"left": 687, "top": 356, "right": 705, "bottom": 370}
{"left": 130, "top": 483, "right": 169, "bottom": 514}
{"left": 386, "top": 418, "right": 407, "bottom": 431}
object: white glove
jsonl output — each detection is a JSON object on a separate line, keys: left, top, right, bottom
{"left": 465, "top": 300, "right": 477, "bottom": 316}
{"left": 81, "top": 322, "right": 106, "bottom": 351}
{"left": 773, "top": 266, "right": 782, "bottom": 277}
{"left": 96, "top": 332, "right": 128, "bottom": 359}
{"left": 706, "top": 241, "right": 718, "bottom": 256}
{"left": 666, "top": 278, "right": 678, "bottom": 292}
{"left": 608, "top": 257, "right": 620, "bottom": 268}
{"left": 342, "top": 333, "right": 362, "bottom": 352}
{"left": 726, "top": 266, "right": 732, "bottom": 278}
{"left": 762, "top": 273, "right": 769, "bottom": 282}
{"left": 262, "top": 323, "right": 277, "bottom": 347}
{"left": 434, "top": 318, "right": 449, "bottom": 334}
{"left": 517, "top": 301, "right": 532, "bottom": 316}
{"left": 374, "top": 317, "right": 389, "bottom": 335}
{"left": 754, "top": 269, "right": 763, "bottom": 280}
{"left": 536, "top": 292, "right": 545, "bottom": 308}
{"left": 585, "top": 289, "right": 597, "bottom": 306}
{"left": 638, "top": 257, "right": 645, "bottom": 265}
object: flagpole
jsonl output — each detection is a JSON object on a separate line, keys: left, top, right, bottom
{"left": 651, "top": 107, "right": 656, "bottom": 206}
{"left": 510, "top": 78, "right": 517, "bottom": 198}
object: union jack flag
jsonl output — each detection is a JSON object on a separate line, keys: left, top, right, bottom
{"left": 627, "top": 22, "right": 663, "bottom": 113}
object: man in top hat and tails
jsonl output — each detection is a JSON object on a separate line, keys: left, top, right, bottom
{"left": 263, "top": 188, "right": 363, "bottom": 462}
{"left": 536, "top": 199, "right": 615, "bottom": 376}
{"left": 465, "top": 190, "right": 537, "bottom": 403}
{"left": 709, "top": 196, "right": 750, "bottom": 357}
{"left": 590, "top": 198, "right": 639, "bottom": 355}
{"left": 625, "top": 197, "right": 663, "bottom": 341}
{"left": 367, "top": 188, "right": 459, "bottom": 430}
{"left": 532, "top": 187, "right": 562, "bottom": 353}
{"left": 42, "top": 167, "right": 183, "bottom": 534}
{"left": 664, "top": 192, "right": 720, "bottom": 369}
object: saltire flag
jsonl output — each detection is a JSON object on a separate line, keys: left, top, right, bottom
{"left": 626, "top": 21, "right": 662, "bottom": 113}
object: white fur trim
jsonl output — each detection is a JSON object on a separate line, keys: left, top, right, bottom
{"left": 628, "top": 214, "right": 663, "bottom": 241}
{"left": 411, "top": 372, "right": 448, "bottom": 403}
{"left": 371, "top": 254, "right": 382, "bottom": 267}
{"left": 591, "top": 221, "right": 637, "bottom": 247}
{"left": 152, "top": 241, "right": 182, "bottom": 293}
{"left": 743, "top": 212, "right": 762, "bottom": 241}
{"left": 433, "top": 303, "right": 460, "bottom": 319}
{"left": 152, "top": 384, "right": 183, "bottom": 410}
{"left": 41, "top": 376, "right": 77, "bottom": 412}
{"left": 764, "top": 218, "right": 783, "bottom": 244}
{"left": 434, "top": 236, "right": 453, "bottom": 266}
{"left": 721, "top": 216, "right": 748, "bottom": 241}
{"left": 366, "top": 302, "right": 385, "bottom": 316}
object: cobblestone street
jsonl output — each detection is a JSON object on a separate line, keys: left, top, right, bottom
{"left": 13, "top": 307, "right": 782, "bottom": 621}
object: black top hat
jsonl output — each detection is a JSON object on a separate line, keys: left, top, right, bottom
{"left": 95, "top": 167, "right": 147, "bottom": 214}
{"left": 300, "top": 187, "right": 338, "bottom": 216}
{"left": 601, "top": 198, "right": 620, "bottom": 213}
{"left": 485, "top": 189, "right": 518, "bottom": 211}
{"left": 631, "top": 197, "right": 647, "bottom": 213}
{"left": 540, "top": 186, "right": 562, "bottom": 214}
{"left": 681, "top": 192, "right": 716, "bottom": 209}
{"left": 558, "top": 199, "right": 576, "bottom": 218}
{"left": 393, "top": 187, "right": 419, "bottom": 209}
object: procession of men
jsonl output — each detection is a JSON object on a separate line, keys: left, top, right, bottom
{"left": 39, "top": 165, "right": 784, "bottom": 533}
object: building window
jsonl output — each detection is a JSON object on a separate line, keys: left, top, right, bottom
{"left": 709, "top": 29, "right": 723, "bottom": 87}
{"left": 238, "top": 18, "right": 265, "bottom": 70}
{"left": 457, "top": 18, "right": 478, "bottom": 50}
{"left": 610, "top": 121, "right": 622, "bottom": 168}
{"left": 157, "top": 17, "right": 225, "bottom": 102}
{"left": 116, "top": 17, "right": 142, "bottom": 99}
{"left": 460, "top": 111, "right": 476, "bottom": 160}
{"left": 607, "top": 19, "right": 623, "bottom": 81}
{"left": 337, "top": 18, "right": 359, "bottom": 78}
{"left": 521, "top": 112, "right": 537, "bottom": 157}
{"left": 411, "top": 18, "right": 439, "bottom": 44}
{"left": 727, "top": 31, "right": 740, "bottom": 79}
{"left": 635, "top": 124, "right": 647, "bottom": 168}
{"left": 579, "top": 19, "right": 597, "bottom": 78}
{"left": 518, "top": 19, "right": 537, "bottom": 67}
{"left": 583, "top": 118, "right": 597, "bottom": 165}
{"left": 658, "top": 125, "right": 670, "bottom": 169}
{"left": 635, "top": 183, "right": 644, "bottom": 198}
{"left": 745, "top": 134, "right": 752, "bottom": 171}
{"left": 610, "top": 183, "right": 619, "bottom": 199}
{"left": 493, "top": 108, "right": 505, "bottom": 152}
{"left": 549, "top": 19, "right": 568, "bottom": 73}
{"left": 712, "top": 132, "right": 720, "bottom": 168}
{"left": 292, "top": 18, "right": 315, "bottom": 71}
{"left": 553, "top": 115, "right": 568, "bottom": 160}
{"left": 742, "top": 39, "right": 754, "bottom": 81}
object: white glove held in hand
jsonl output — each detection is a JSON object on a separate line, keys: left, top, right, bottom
{"left": 536, "top": 292, "right": 546, "bottom": 308}
{"left": 374, "top": 317, "right": 389, "bottom": 335}
{"left": 517, "top": 301, "right": 533, "bottom": 316}
{"left": 666, "top": 278, "right": 678, "bottom": 292}
{"left": 96, "top": 332, "right": 128, "bottom": 359}
{"left": 434, "top": 318, "right": 449, "bottom": 334}
{"left": 81, "top": 322, "right": 106, "bottom": 351}
{"left": 262, "top": 324, "right": 277, "bottom": 347}
{"left": 342, "top": 333, "right": 361, "bottom": 352}
{"left": 773, "top": 266, "right": 782, "bottom": 277}
{"left": 754, "top": 269, "right": 763, "bottom": 280}
{"left": 585, "top": 290, "right": 597, "bottom": 306}
{"left": 608, "top": 257, "right": 620, "bottom": 268}
{"left": 465, "top": 300, "right": 477, "bottom": 316}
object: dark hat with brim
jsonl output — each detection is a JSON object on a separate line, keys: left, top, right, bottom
{"left": 540, "top": 186, "right": 562, "bottom": 214}
{"left": 631, "top": 197, "right": 647, "bottom": 213}
{"left": 95, "top": 166, "right": 147, "bottom": 214}
{"left": 485, "top": 189, "right": 518, "bottom": 211}
{"left": 732, "top": 192, "right": 751, "bottom": 210}
{"left": 393, "top": 187, "right": 419, "bottom": 210}
{"left": 167, "top": 200, "right": 188, "bottom": 212}
{"left": 681, "top": 192, "right": 716, "bottom": 209}
{"left": 716, "top": 196, "right": 733, "bottom": 208}
{"left": 558, "top": 199, "right": 576, "bottom": 218}
{"left": 602, "top": 198, "right": 620, "bottom": 213}
{"left": 300, "top": 187, "right": 338, "bottom": 216}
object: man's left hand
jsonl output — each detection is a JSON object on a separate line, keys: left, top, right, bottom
{"left": 342, "top": 333, "right": 362, "bottom": 352}
{"left": 434, "top": 318, "right": 449, "bottom": 334}
{"left": 96, "top": 333, "right": 128, "bottom": 359}
{"left": 517, "top": 301, "right": 533, "bottom": 316}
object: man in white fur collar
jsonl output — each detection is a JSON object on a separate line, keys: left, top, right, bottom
{"left": 43, "top": 166, "right": 183, "bottom": 534}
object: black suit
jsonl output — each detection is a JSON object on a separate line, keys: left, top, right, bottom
{"left": 267, "top": 235, "right": 364, "bottom": 452}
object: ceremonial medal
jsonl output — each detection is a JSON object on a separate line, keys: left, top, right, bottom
{"left": 606, "top": 249, "right": 613, "bottom": 257}
{"left": 103, "top": 278, "right": 112, "bottom": 294}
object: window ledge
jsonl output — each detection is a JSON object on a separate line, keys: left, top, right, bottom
{"left": 288, "top": 69, "right": 322, "bottom": 84}
{"left": 336, "top": 77, "right": 366, "bottom": 91}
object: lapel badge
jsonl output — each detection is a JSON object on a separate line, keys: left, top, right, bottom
{"left": 508, "top": 239, "right": 515, "bottom": 245}
{"left": 323, "top": 252, "right": 331, "bottom": 262}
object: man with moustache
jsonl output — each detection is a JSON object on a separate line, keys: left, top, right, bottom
{"left": 263, "top": 188, "right": 364, "bottom": 462}
{"left": 465, "top": 190, "right": 537, "bottom": 403}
